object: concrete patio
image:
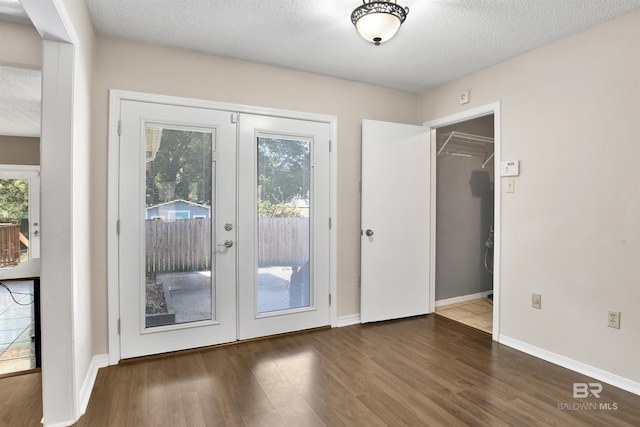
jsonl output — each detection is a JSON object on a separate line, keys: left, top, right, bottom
{"left": 152, "top": 266, "right": 303, "bottom": 327}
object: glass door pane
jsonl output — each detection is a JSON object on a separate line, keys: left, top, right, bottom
{"left": 144, "top": 126, "right": 214, "bottom": 328}
{"left": 257, "top": 136, "right": 311, "bottom": 313}
{"left": 0, "top": 179, "right": 30, "bottom": 268}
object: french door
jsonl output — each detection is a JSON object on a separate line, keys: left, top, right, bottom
{"left": 117, "top": 99, "right": 330, "bottom": 359}
{"left": 237, "top": 114, "right": 330, "bottom": 340}
{"left": 119, "top": 101, "right": 237, "bottom": 358}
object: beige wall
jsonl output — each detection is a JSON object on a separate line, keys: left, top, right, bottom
{"left": 0, "top": 21, "right": 41, "bottom": 68}
{"left": 419, "top": 10, "right": 640, "bottom": 382}
{"left": 90, "top": 36, "right": 419, "bottom": 353}
{"left": 88, "top": 8, "right": 639, "bottom": 385}
{"left": 0, "top": 136, "right": 40, "bottom": 164}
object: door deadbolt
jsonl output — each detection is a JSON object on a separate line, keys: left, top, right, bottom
{"left": 224, "top": 223, "right": 233, "bottom": 231}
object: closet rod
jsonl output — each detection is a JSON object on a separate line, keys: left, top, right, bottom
{"left": 436, "top": 132, "right": 455, "bottom": 156}
{"left": 437, "top": 131, "right": 494, "bottom": 158}
{"left": 481, "top": 152, "right": 494, "bottom": 169}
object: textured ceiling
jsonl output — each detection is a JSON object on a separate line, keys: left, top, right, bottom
{"left": 0, "top": 0, "right": 29, "bottom": 24}
{"left": 85, "top": 0, "right": 640, "bottom": 93}
{"left": 1, "top": 1, "right": 639, "bottom": 138}
{"left": 0, "top": 66, "right": 41, "bottom": 137}
{"left": 0, "top": 1, "right": 36, "bottom": 138}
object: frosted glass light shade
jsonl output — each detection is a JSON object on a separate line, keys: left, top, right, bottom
{"left": 356, "top": 13, "right": 401, "bottom": 45}
{"left": 351, "top": 1, "right": 409, "bottom": 46}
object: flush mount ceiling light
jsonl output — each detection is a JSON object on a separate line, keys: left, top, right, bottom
{"left": 351, "top": 0, "right": 409, "bottom": 46}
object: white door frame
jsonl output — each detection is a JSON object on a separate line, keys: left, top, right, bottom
{"left": 107, "top": 90, "right": 338, "bottom": 363}
{"left": 20, "top": 0, "right": 80, "bottom": 424}
{"left": 424, "top": 102, "right": 502, "bottom": 340}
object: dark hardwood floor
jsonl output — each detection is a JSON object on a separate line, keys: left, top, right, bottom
{"left": 3, "top": 315, "right": 639, "bottom": 426}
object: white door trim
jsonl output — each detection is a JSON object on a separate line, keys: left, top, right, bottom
{"left": 423, "top": 102, "right": 502, "bottom": 341}
{"left": 107, "top": 90, "right": 338, "bottom": 363}
{"left": 0, "top": 165, "right": 41, "bottom": 172}
{"left": 20, "top": 0, "right": 80, "bottom": 422}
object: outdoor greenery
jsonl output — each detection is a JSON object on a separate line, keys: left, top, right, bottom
{"left": 145, "top": 131, "right": 310, "bottom": 218}
{"left": 0, "top": 179, "right": 28, "bottom": 222}
{"left": 146, "top": 129, "right": 213, "bottom": 206}
{"left": 258, "top": 137, "right": 309, "bottom": 218}
{"left": 257, "top": 199, "right": 302, "bottom": 218}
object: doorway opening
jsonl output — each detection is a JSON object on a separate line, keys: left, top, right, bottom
{"left": 0, "top": 166, "right": 41, "bottom": 375}
{"left": 432, "top": 114, "right": 495, "bottom": 334}
{"left": 0, "top": 279, "right": 36, "bottom": 375}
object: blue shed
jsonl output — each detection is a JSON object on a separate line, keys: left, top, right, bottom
{"left": 145, "top": 199, "right": 211, "bottom": 220}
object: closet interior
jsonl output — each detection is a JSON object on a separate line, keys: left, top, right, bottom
{"left": 433, "top": 115, "right": 495, "bottom": 333}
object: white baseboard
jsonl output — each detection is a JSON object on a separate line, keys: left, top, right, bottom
{"left": 42, "top": 354, "right": 109, "bottom": 426}
{"left": 499, "top": 335, "right": 640, "bottom": 396}
{"left": 42, "top": 420, "right": 75, "bottom": 427}
{"left": 335, "top": 314, "right": 361, "bottom": 327}
{"left": 435, "top": 290, "right": 493, "bottom": 308}
{"left": 78, "top": 354, "right": 109, "bottom": 417}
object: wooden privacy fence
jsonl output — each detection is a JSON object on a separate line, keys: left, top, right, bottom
{"left": 145, "top": 218, "right": 211, "bottom": 273}
{"left": 0, "top": 223, "right": 21, "bottom": 268}
{"left": 145, "top": 217, "right": 309, "bottom": 273}
{"left": 258, "top": 217, "right": 309, "bottom": 267}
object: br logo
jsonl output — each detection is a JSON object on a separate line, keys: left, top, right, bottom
{"left": 573, "top": 383, "right": 602, "bottom": 398}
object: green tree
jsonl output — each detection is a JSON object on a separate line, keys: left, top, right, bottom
{"left": 0, "top": 179, "right": 28, "bottom": 222}
{"left": 257, "top": 199, "right": 302, "bottom": 218}
{"left": 144, "top": 132, "right": 310, "bottom": 218}
{"left": 258, "top": 138, "right": 309, "bottom": 217}
{"left": 146, "top": 129, "right": 212, "bottom": 206}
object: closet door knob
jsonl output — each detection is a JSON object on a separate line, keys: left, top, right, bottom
{"left": 365, "top": 229, "right": 374, "bottom": 237}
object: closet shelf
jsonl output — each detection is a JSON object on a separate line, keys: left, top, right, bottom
{"left": 436, "top": 131, "right": 494, "bottom": 168}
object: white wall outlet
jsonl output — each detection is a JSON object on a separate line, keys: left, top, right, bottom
{"left": 459, "top": 90, "right": 470, "bottom": 105}
{"left": 608, "top": 311, "right": 621, "bottom": 329}
{"left": 506, "top": 178, "right": 515, "bottom": 193}
{"left": 532, "top": 293, "right": 541, "bottom": 309}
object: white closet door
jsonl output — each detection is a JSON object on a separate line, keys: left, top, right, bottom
{"left": 360, "top": 120, "right": 431, "bottom": 323}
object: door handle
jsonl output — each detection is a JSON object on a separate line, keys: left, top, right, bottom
{"left": 217, "top": 240, "right": 233, "bottom": 248}
{"left": 365, "top": 229, "right": 374, "bottom": 237}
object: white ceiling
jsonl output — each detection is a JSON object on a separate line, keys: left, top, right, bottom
{"left": 1, "top": 1, "right": 639, "bottom": 138}
{"left": 0, "top": 66, "right": 41, "bottom": 138}
{"left": 0, "top": 1, "right": 38, "bottom": 138}
{"left": 0, "top": 0, "right": 29, "bottom": 24}
{"left": 85, "top": 0, "right": 640, "bottom": 93}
